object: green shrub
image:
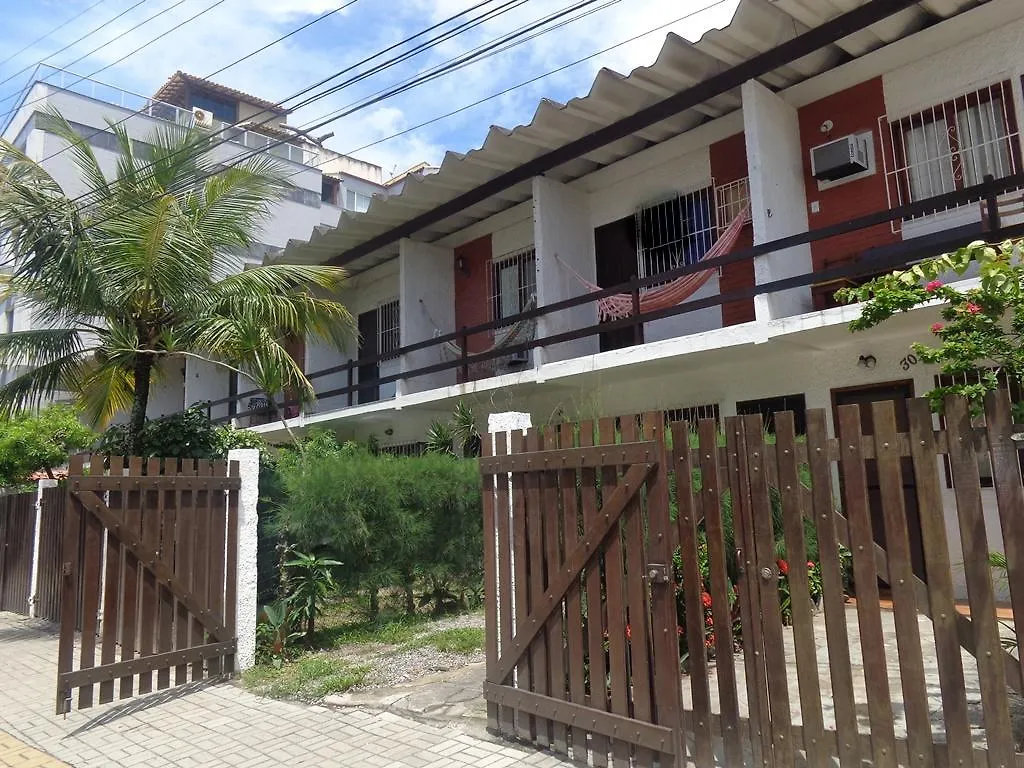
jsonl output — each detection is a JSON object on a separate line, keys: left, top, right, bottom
{"left": 0, "top": 405, "right": 94, "bottom": 488}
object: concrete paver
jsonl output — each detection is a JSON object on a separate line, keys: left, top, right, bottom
{"left": 0, "top": 612, "right": 571, "bottom": 768}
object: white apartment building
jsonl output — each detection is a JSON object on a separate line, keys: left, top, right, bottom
{"left": 0, "top": 67, "right": 392, "bottom": 416}
{"left": 220, "top": 0, "right": 1024, "bottom": 599}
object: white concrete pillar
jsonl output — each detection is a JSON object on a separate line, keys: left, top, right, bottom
{"left": 533, "top": 176, "right": 599, "bottom": 365}
{"left": 228, "top": 448, "right": 260, "bottom": 672}
{"left": 27, "top": 479, "right": 57, "bottom": 619}
{"left": 400, "top": 238, "right": 456, "bottom": 394}
{"left": 743, "top": 79, "right": 814, "bottom": 322}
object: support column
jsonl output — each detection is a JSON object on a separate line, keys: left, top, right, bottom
{"left": 744, "top": 80, "right": 814, "bottom": 321}
{"left": 533, "top": 176, "right": 598, "bottom": 365}
{"left": 400, "top": 238, "right": 456, "bottom": 394}
{"left": 228, "top": 448, "right": 260, "bottom": 672}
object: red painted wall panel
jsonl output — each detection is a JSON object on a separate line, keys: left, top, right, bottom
{"left": 453, "top": 234, "right": 493, "bottom": 356}
{"left": 710, "top": 131, "right": 755, "bottom": 326}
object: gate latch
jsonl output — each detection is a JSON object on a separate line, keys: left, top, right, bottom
{"left": 646, "top": 563, "right": 670, "bottom": 584}
{"left": 62, "top": 562, "right": 72, "bottom": 576}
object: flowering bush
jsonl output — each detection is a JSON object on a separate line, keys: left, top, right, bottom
{"left": 777, "top": 559, "right": 824, "bottom": 625}
{"left": 836, "top": 238, "right": 1024, "bottom": 417}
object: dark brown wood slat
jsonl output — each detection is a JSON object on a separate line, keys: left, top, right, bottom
{"left": 224, "top": 460, "right": 239, "bottom": 675}
{"left": 56, "top": 455, "right": 84, "bottom": 715}
{"left": 905, "top": 400, "right": 973, "bottom": 767}
{"left": 524, "top": 427, "right": 550, "bottom": 748}
{"left": 98, "top": 457, "right": 125, "bottom": 704}
{"left": 482, "top": 429, "right": 500, "bottom": 734}
{"left": 724, "top": 416, "right": 769, "bottom": 768}
{"left": 698, "top": 418, "right": 744, "bottom": 768}
{"left": 944, "top": 396, "right": 1016, "bottom": 765}
{"left": 192, "top": 459, "right": 212, "bottom": 682}
{"left": 478, "top": 441, "right": 658, "bottom": 473}
{"left": 483, "top": 682, "right": 677, "bottom": 756}
{"left": 58, "top": 641, "right": 236, "bottom": 688}
{"left": 742, "top": 415, "right": 796, "bottom": 767}
{"left": 119, "top": 456, "right": 143, "bottom": 700}
{"left": 207, "top": 459, "right": 228, "bottom": 678}
{"left": 774, "top": 413, "right": 827, "bottom": 767}
{"left": 983, "top": 391, "right": 1024, "bottom": 688}
{"left": 71, "top": 475, "right": 241, "bottom": 491}
{"left": 492, "top": 432, "right": 515, "bottom": 737}
{"left": 835, "top": 405, "right": 898, "bottom": 768}
{"left": 176, "top": 459, "right": 195, "bottom": 685}
{"left": 578, "top": 421, "right": 609, "bottom": 767}
{"left": 557, "top": 423, "right": 588, "bottom": 761}
{"left": 36, "top": 487, "right": 65, "bottom": 623}
{"left": 136, "top": 457, "right": 162, "bottom": 696}
{"left": 672, "top": 421, "right": 714, "bottom": 768}
{"left": 804, "top": 410, "right": 861, "bottom": 768}
{"left": 77, "top": 454, "right": 106, "bottom": 710}
{"left": 870, "top": 401, "right": 932, "bottom": 768}
{"left": 618, "top": 418, "right": 653, "bottom": 767}
{"left": 157, "top": 461, "right": 176, "bottom": 689}
{"left": 599, "top": 417, "right": 631, "bottom": 768}
{"left": 541, "top": 425, "right": 569, "bottom": 757}
{"left": 509, "top": 430, "right": 532, "bottom": 743}
{"left": 641, "top": 412, "right": 684, "bottom": 768}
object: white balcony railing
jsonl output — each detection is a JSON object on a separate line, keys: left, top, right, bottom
{"left": 22, "top": 65, "right": 315, "bottom": 167}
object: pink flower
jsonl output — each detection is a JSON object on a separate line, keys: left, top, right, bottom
{"left": 925, "top": 280, "right": 943, "bottom": 292}
{"left": 966, "top": 302, "right": 982, "bottom": 315}
{"left": 807, "top": 561, "right": 816, "bottom": 569}
{"left": 931, "top": 322, "right": 944, "bottom": 334}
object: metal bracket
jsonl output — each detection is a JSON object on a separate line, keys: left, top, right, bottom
{"left": 61, "top": 562, "right": 72, "bottom": 576}
{"left": 646, "top": 563, "right": 670, "bottom": 584}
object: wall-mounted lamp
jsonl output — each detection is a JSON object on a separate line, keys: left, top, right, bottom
{"left": 384, "top": 427, "right": 394, "bottom": 436}
{"left": 456, "top": 256, "right": 470, "bottom": 277}
{"left": 820, "top": 119, "right": 834, "bottom": 135}
{"left": 857, "top": 354, "right": 877, "bottom": 369}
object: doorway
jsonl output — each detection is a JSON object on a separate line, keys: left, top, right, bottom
{"left": 357, "top": 310, "right": 379, "bottom": 404}
{"left": 594, "top": 215, "right": 640, "bottom": 352}
{"left": 832, "top": 380, "right": 926, "bottom": 581}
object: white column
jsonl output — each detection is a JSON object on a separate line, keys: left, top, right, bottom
{"left": 228, "top": 448, "right": 260, "bottom": 672}
{"left": 744, "top": 79, "right": 814, "bottom": 321}
{"left": 27, "top": 479, "right": 57, "bottom": 619}
{"left": 400, "top": 238, "right": 456, "bottom": 394}
{"left": 533, "top": 176, "right": 599, "bottom": 365}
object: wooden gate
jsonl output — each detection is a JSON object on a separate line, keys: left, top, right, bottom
{"left": 483, "top": 396, "right": 1024, "bottom": 767}
{"left": 0, "top": 491, "right": 37, "bottom": 615}
{"left": 56, "top": 455, "right": 240, "bottom": 714}
{"left": 480, "top": 414, "right": 683, "bottom": 766}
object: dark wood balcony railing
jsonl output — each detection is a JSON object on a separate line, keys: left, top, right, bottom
{"left": 199, "top": 172, "right": 1024, "bottom": 426}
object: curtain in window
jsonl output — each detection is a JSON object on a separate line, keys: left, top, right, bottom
{"left": 904, "top": 117, "right": 955, "bottom": 201}
{"left": 957, "top": 96, "right": 1012, "bottom": 187}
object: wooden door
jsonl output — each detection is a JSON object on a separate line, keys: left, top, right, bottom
{"left": 356, "top": 310, "right": 379, "bottom": 404}
{"left": 595, "top": 216, "right": 640, "bottom": 352}
{"left": 833, "top": 381, "right": 926, "bottom": 580}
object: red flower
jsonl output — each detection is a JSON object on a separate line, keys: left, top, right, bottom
{"left": 777, "top": 559, "right": 789, "bottom": 576}
{"left": 705, "top": 633, "right": 716, "bottom": 648}
{"left": 625, "top": 624, "right": 631, "bottom": 641}
{"left": 807, "top": 561, "right": 815, "bottom": 569}
{"left": 931, "top": 322, "right": 944, "bottom": 334}
{"left": 966, "top": 302, "right": 982, "bottom": 314}
{"left": 677, "top": 625, "right": 683, "bottom": 636}
{"left": 925, "top": 280, "right": 943, "bottom": 292}
{"left": 701, "top": 592, "right": 713, "bottom": 608}
{"left": 705, "top": 615, "right": 714, "bottom": 627}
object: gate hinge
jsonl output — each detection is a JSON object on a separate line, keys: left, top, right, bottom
{"left": 646, "top": 563, "right": 670, "bottom": 584}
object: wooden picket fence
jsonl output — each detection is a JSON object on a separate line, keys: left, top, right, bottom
{"left": 481, "top": 395, "right": 1024, "bottom": 767}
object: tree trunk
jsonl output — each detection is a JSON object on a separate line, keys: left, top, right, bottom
{"left": 127, "top": 354, "right": 155, "bottom": 456}
{"left": 368, "top": 587, "right": 379, "bottom": 619}
{"left": 403, "top": 576, "right": 416, "bottom": 617}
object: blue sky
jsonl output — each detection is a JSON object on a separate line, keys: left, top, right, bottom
{"left": 0, "top": 0, "right": 740, "bottom": 177}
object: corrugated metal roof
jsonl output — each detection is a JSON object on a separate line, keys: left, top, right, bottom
{"left": 275, "top": 0, "right": 985, "bottom": 270}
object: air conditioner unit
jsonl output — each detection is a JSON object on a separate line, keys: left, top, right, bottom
{"left": 506, "top": 350, "right": 529, "bottom": 365}
{"left": 192, "top": 107, "right": 214, "bottom": 129}
{"left": 810, "top": 134, "right": 870, "bottom": 181}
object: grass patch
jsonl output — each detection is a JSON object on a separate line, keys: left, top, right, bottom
{"left": 307, "top": 610, "right": 433, "bottom": 649}
{"left": 243, "top": 655, "right": 370, "bottom": 701}
{"left": 408, "top": 627, "right": 485, "bottom": 655}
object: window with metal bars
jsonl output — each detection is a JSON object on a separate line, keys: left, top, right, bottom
{"left": 736, "top": 393, "right": 807, "bottom": 434}
{"left": 488, "top": 247, "right": 537, "bottom": 321}
{"left": 378, "top": 299, "right": 400, "bottom": 360}
{"left": 714, "top": 177, "right": 750, "bottom": 233}
{"left": 376, "top": 442, "right": 427, "bottom": 457}
{"left": 636, "top": 186, "right": 716, "bottom": 284}
{"left": 665, "top": 403, "right": 721, "bottom": 427}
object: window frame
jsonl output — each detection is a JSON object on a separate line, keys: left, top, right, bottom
{"left": 487, "top": 247, "right": 537, "bottom": 323}
{"left": 635, "top": 185, "right": 717, "bottom": 283}
{"left": 377, "top": 299, "right": 401, "bottom": 360}
{"left": 736, "top": 393, "right": 808, "bottom": 434}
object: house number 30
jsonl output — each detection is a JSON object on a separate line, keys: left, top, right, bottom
{"left": 899, "top": 354, "right": 919, "bottom": 371}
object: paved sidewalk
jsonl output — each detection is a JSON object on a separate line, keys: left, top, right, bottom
{"left": 0, "top": 612, "right": 569, "bottom": 768}
{"left": 0, "top": 731, "right": 69, "bottom": 768}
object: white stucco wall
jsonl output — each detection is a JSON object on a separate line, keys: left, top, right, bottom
{"left": 400, "top": 239, "right": 456, "bottom": 394}
{"left": 147, "top": 359, "right": 186, "bottom": 419}
{"left": 228, "top": 448, "right": 260, "bottom": 672}
{"left": 744, "top": 79, "right": 814, "bottom": 321}
{"left": 533, "top": 176, "right": 599, "bottom": 364}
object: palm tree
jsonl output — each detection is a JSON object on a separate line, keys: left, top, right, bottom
{"left": 0, "top": 108, "right": 353, "bottom": 454}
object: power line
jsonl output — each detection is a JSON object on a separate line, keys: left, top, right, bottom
{"left": 0, "top": 0, "right": 108, "bottom": 72}
{"left": 0, "top": 0, "right": 152, "bottom": 95}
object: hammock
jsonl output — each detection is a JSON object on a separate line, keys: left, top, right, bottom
{"left": 432, "top": 295, "right": 538, "bottom": 358}
{"left": 557, "top": 204, "right": 751, "bottom": 322}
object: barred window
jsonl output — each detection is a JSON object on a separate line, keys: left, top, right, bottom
{"left": 636, "top": 186, "right": 716, "bottom": 283}
{"left": 378, "top": 299, "right": 400, "bottom": 359}
{"left": 665, "top": 403, "right": 720, "bottom": 427}
{"left": 488, "top": 247, "right": 536, "bottom": 321}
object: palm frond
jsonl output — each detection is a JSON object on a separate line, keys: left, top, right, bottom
{"left": 0, "top": 352, "right": 90, "bottom": 417}
{"left": 0, "top": 328, "right": 86, "bottom": 368}
{"left": 75, "top": 358, "right": 136, "bottom": 427}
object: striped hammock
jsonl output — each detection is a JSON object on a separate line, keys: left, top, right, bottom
{"left": 436, "top": 295, "right": 538, "bottom": 358}
{"left": 558, "top": 204, "right": 751, "bottom": 322}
